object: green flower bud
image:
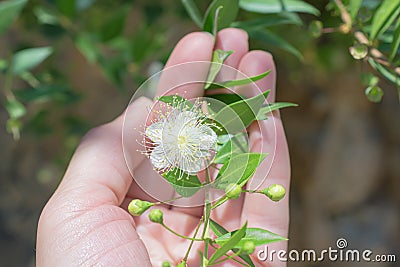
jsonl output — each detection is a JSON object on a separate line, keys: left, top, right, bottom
{"left": 149, "top": 209, "right": 163, "bottom": 224}
{"left": 349, "top": 43, "right": 368, "bottom": 60}
{"left": 162, "top": 261, "right": 171, "bottom": 267}
{"left": 177, "top": 260, "right": 187, "bottom": 267}
{"left": 225, "top": 183, "right": 242, "bottom": 199}
{"left": 309, "top": 20, "right": 323, "bottom": 38}
{"left": 261, "top": 184, "right": 286, "bottom": 202}
{"left": 365, "top": 86, "right": 383, "bottom": 103}
{"left": 242, "top": 241, "right": 255, "bottom": 254}
{"left": 128, "top": 199, "right": 153, "bottom": 216}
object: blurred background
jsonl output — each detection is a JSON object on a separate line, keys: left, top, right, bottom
{"left": 0, "top": 0, "right": 399, "bottom": 266}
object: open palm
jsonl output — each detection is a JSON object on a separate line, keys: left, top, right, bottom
{"left": 37, "top": 28, "right": 290, "bottom": 267}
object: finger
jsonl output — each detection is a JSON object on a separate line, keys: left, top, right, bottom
{"left": 211, "top": 51, "right": 272, "bottom": 232}
{"left": 151, "top": 32, "right": 215, "bottom": 217}
{"left": 237, "top": 53, "right": 290, "bottom": 266}
{"left": 214, "top": 28, "right": 249, "bottom": 81}
{"left": 247, "top": 117, "right": 290, "bottom": 267}
{"left": 172, "top": 29, "right": 249, "bottom": 219}
{"left": 155, "top": 31, "right": 214, "bottom": 99}
{"left": 235, "top": 50, "right": 276, "bottom": 99}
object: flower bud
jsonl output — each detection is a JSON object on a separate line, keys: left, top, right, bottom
{"left": 162, "top": 261, "right": 171, "bottom": 267}
{"left": 225, "top": 183, "right": 242, "bottom": 199}
{"left": 349, "top": 43, "right": 368, "bottom": 60}
{"left": 309, "top": 20, "right": 323, "bottom": 38}
{"left": 128, "top": 199, "right": 153, "bottom": 216}
{"left": 261, "top": 184, "right": 286, "bottom": 202}
{"left": 242, "top": 241, "right": 255, "bottom": 254}
{"left": 149, "top": 209, "right": 163, "bottom": 224}
{"left": 177, "top": 260, "right": 187, "bottom": 267}
{"left": 365, "top": 86, "right": 383, "bottom": 103}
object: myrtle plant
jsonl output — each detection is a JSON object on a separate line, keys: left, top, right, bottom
{"left": 126, "top": 49, "right": 295, "bottom": 266}
{"left": 313, "top": 0, "right": 400, "bottom": 102}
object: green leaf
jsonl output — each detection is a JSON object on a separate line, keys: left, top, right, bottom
{"left": 157, "top": 95, "right": 194, "bottom": 109}
{"left": 181, "top": 0, "right": 203, "bottom": 27}
{"left": 214, "top": 133, "right": 248, "bottom": 164}
{"left": 239, "top": 0, "right": 320, "bottom": 16}
{"left": 213, "top": 90, "right": 269, "bottom": 134}
{"left": 215, "top": 153, "right": 267, "bottom": 189}
{"left": 208, "top": 93, "right": 245, "bottom": 106}
{"left": 256, "top": 102, "right": 298, "bottom": 120}
{"left": 231, "top": 12, "right": 303, "bottom": 30}
{"left": 368, "top": 58, "right": 400, "bottom": 86}
{"left": 56, "top": 0, "right": 76, "bottom": 18}
{"left": 210, "top": 219, "right": 256, "bottom": 267}
{"left": 203, "top": 0, "right": 239, "bottom": 34}
{"left": 389, "top": 18, "right": 400, "bottom": 61}
{"left": 76, "top": 0, "right": 96, "bottom": 11}
{"left": 369, "top": 0, "right": 400, "bottom": 41}
{"left": 162, "top": 169, "right": 202, "bottom": 197}
{"left": 215, "top": 228, "right": 287, "bottom": 248}
{"left": 207, "top": 70, "right": 270, "bottom": 90}
{"left": 209, "top": 222, "right": 248, "bottom": 264}
{"left": 11, "top": 47, "right": 53, "bottom": 75}
{"left": 5, "top": 99, "right": 26, "bottom": 119}
{"left": 34, "top": 7, "right": 59, "bottom": 25}
{"left": 360, "top": 72, "right": 379, "bottom": 87}
{"left": 205, "top": 50, "right": 234, "bottom": 89}
{"left": 100, "top": 8, "right": 127, "bottom": 41}
{"left": 6, "top": 118, "right": 22, "bottom": 140}
{"left": 349, "top": 0, "right": 362, "bottom": 21}
{"left": 0, "top": 0, "right": 27, "bottom": 34}
{"left": 210, "top": 219, "right": 229, "bottom": 237}
{"left": 75, "top": 34, "right": 99, "bottom": 64}
{"left": 15, "top": 85, "right": 77, "bottom": 103}
{"left": 248, "top": 29, "right": 303, "bottom": 60}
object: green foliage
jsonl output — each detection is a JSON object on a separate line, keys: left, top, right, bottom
{"left": 214, "top": 133, "right": 248, "bottom": 164}
{"left": 215, "top": 153, "right": 267, "bottom": 189}
{"left": 0, "top": 0, "right": 27, "bottom": 34}
{"left": 205, "top": 50, "right": 233, "bottom": 88}
{"left": 162, "top": 169, "right": 202, "bottom": 197}
{"left": 213, "top": 90, "right": 269, "bottom": 134}
{"left": 207, "top": 70, "right": 270, "bottom": 90}
{"left": 215, "top": 227, "right": 287, "bottom": 248}
{"left": 369, "top": 0, "right": 400, "bottom": 41}
{"left": 11, "top": 47, "right": 53, "bottom": 75}
{"left": 210, "top": 219, "right": 255, "bottom": 267}
{"left": 208, "top": 222, "right": 247, "bottom": 264}
{"left": 256, "top": 102, "right": 298, "bottom": 120}
{"left": 203, "top": 0, "right": 239, "bottom": 34}
{"left": 238, "top": 0, "right": 320, "bottom": 16}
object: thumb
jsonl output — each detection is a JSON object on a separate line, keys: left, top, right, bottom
{"left": 37, "top": 96, "right": 153, "bottom": 266}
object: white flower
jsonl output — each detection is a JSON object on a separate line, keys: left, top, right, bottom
{"left": 145, "top": 104, "right": 217, "bottom": 177}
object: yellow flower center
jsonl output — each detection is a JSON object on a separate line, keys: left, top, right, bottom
{"left": 177, "top": 135, "right": 187, "bottom": 147}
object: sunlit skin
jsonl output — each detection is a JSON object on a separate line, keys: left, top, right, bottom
{"left": 36, "top": 28, "right": 290, "bottom": 267}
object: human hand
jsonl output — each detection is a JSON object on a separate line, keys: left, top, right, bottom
{"left": 36, "top": 28, "right": 290, "bottom": 267}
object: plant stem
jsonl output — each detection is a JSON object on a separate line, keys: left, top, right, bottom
{"left": 201, "top": 167, "right": 212, "bottom": 266}
{"left": 183, "top": 216, "right": 204, "bottom": 262}
{"left": 161, "top": 223, "right": 203, "bottom": 241}
{"left": 3, "top": 61, "right": 16, "bottom": 101}
{"left": 209, "top": 243, "right": 250, "bottom": 267}
{"left": 242, "top": 189, "right": 257, "bottom": 193}
{"left": 210, "top": 253, "right": 250, "bottom": 266}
